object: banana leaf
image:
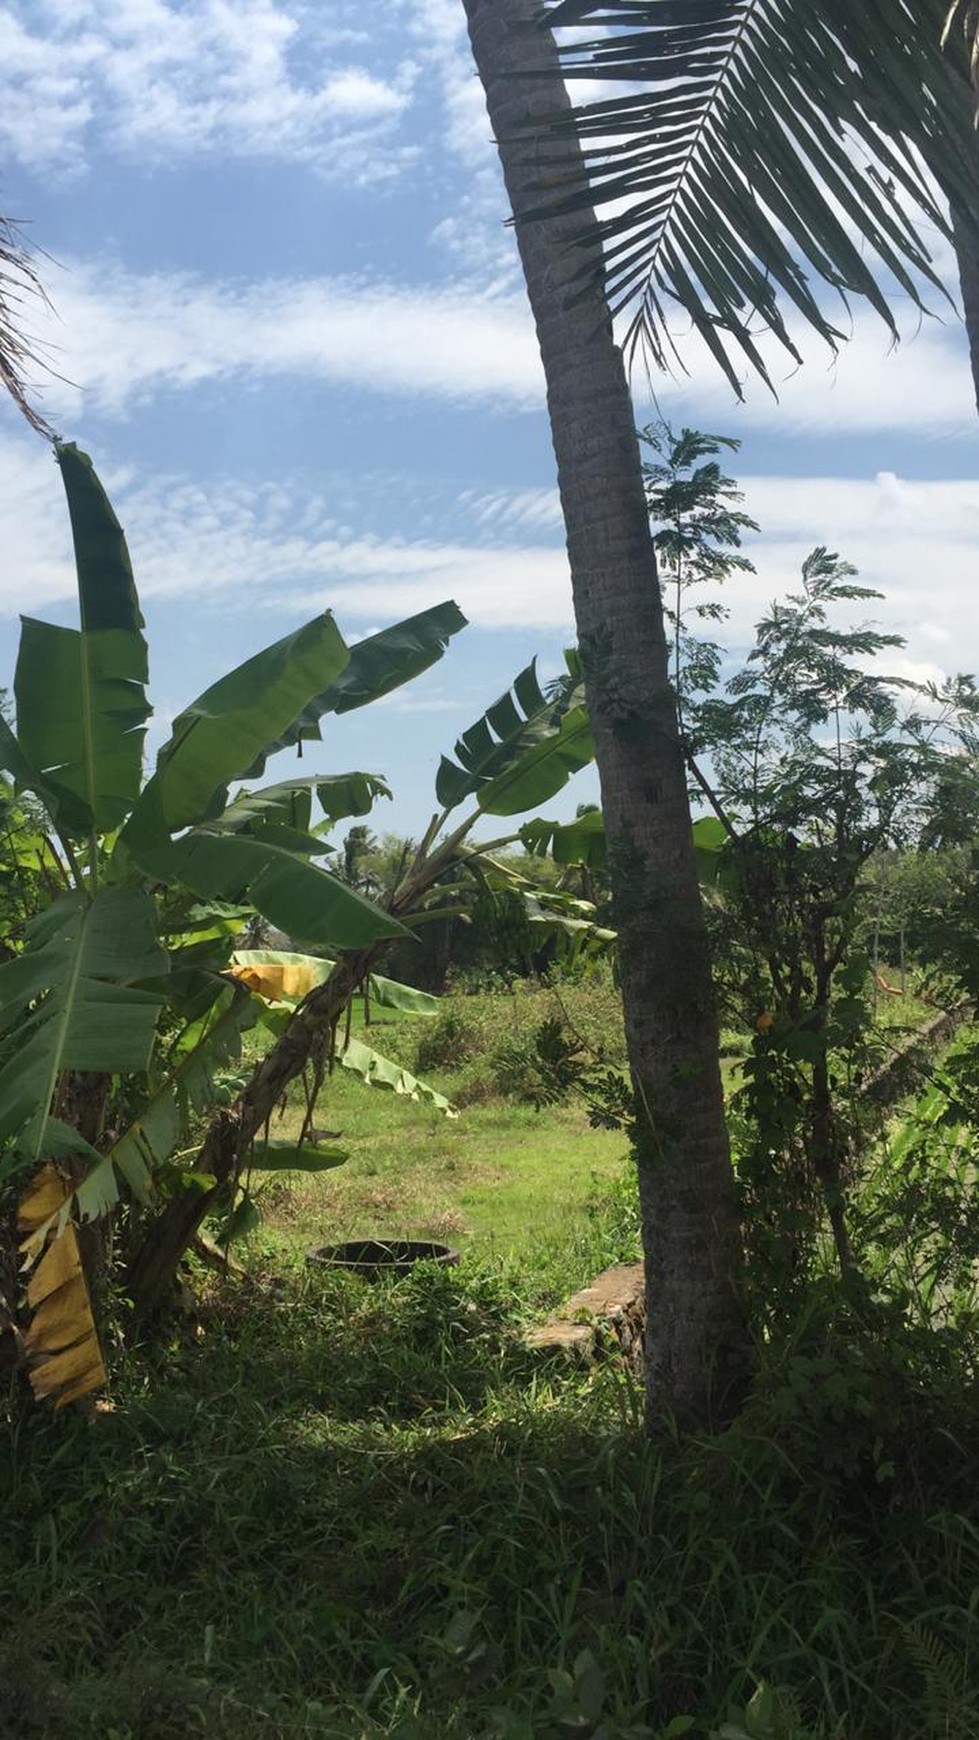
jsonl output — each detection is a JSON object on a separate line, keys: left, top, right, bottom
{"left": 122, "top": 612, "right": 350, "bottom": 847}
{"left": 245, "top": 601, "right": 467, "bottom": 777}
{"left": 230, "top": 950, "right": 438, "bottom": 1015}
{"left": 136, "top": 829, "right": 410, "bottom": 949}
{"left": 435, "top": 660, "right": 550, "bottom": 810}
{"left": 19, "top": 1166, "right": 106, "bottom": 1409}
{"left": 339, "top": 1036, "right": 456, "bottom": 1115}
{"left": 14, "top": 444, "right": 150, "bottom": 835}
{"left": 219, "top": 773, "right": 390, "bottom": 844}
{"left": 249, "top": 1142, "right": 347, "bottom": 1172}
{"left": 520, "top": 809, "right": 608, "bottom": 868}
{"left": 477, "top": 706, "right": 595, "bottom": 816}
{"left": 0, "top": 887, "right": 167, "bottom": 1180}
{"left": 33, "top": 986, "right": 262, "bottom": 1245}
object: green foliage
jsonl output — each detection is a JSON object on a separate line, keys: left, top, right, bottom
{"left": 0, "top": 444, "right": 483, "bottom": 1378}
{"left": 641, "top": 423, "right": 758, "bottom": 725}
{"left": 436, "top": 654, "right": 593, "bottom": 816}
{"left": 0, "top": 888, "right": 167, "bottom": 1182}
{"left": 247, "top": 600, "right": 468, "bottom": 775}
{"left": 413, "top": 971, "right": 628, "bottom": 1107}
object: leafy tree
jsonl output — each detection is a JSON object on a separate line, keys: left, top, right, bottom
{"left": 125, "top": 659, "right": 606, "bottom": 1320}
{"left": 461, "top": 0, "right": 979, "bottom": 1427}
{"left": 698, "top": 555, "right": 979, "bottom": 1289}
{"left": 0, "top": 444, "right": 468, "bottom": 1394}
{"left": 531, "top": 434, "right": 979, "bottom": 1313}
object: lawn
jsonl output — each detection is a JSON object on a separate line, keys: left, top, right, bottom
{"left": 255, "top": 975, "right": 632, "bottom": 1264}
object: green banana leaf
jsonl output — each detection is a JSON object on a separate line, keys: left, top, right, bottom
{"left": 0, "top": 716, "right": 63, "bottom": 824}
{"left": 476, "top": 706, "right": 595, "bottom": 816}
{"left": 0, "top": 887, "right": 167, "bottom": 1179}
{"left": 219, "top": 773, "right": 390, "bottom": 843}
{"left": 14, "top": 445, "right": 150, "bottom": 835}
{"left": 88, "top": 987, "right": 258, "bottom": 1217}
{"left": 248, "top": 1142, "right": 347, "bottom": 1172}
{"left": 20, "top": 985, "right": 265, "bottom": 1253}
{"left": 520, "top": 809, "right": 607, "bottom": 868}
{"left": 522, "top": 810, "right": 734, "bottom": 889}
{"left": 339, "top": 1035, "right": 456, "bottom": 1115}
{"left": 436, "top": 660, "right": 550, "bottom": 810}
{"left": 136, "top": 829, "right": 410, "bottom": 949}
{"left": 368, "top": 973, "right": 439, "bottom": 1016}
{"left": 522, "top": 890, "right": 616, "bottom": 943}
{"left": 122, "top": 612, "right": 350, "bottom": 847}
{"left": 244, "top": 601, "right": 467, "bottom": 777}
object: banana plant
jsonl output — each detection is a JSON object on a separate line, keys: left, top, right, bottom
{"left": 125, "top": 651, "right": 608, "bottom": 1321}
{"left": 0, "top": 443, "right": 466, "bottom": 1398}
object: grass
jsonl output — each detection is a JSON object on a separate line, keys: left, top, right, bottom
{"left": 4, "top": 1249, "right": 979, "bottom": 1740}
{"left": 5, "top": 976, "right": 979, "bottom": 1739}
{"left": 254, "top": 975, "right": 631, "bottom": 1262}
{"left": 261, "top": 1068, "right": 628, "bottom": 1258}
{"left": 252, "top": 969, "right": 950, "bottom": 1267}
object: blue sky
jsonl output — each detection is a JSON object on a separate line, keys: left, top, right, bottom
{"left": 0, "top": 0, "right": 977, "bottom": 839}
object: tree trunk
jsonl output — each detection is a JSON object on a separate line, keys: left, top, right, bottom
{"left": 461, "top": 0, "right": 748, "bottom": 1427}
{"left": 952, "top": 199, "right": 979, "bottom": 416}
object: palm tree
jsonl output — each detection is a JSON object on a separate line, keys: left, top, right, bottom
{"left": 463, "top": 0, "right": 749, "bottom": 1430}
{"left": 0, "top": 212, "right": 53, "bottom": 436}
{"left": 461, "top": 0, "right": 979, "bottom": 1428}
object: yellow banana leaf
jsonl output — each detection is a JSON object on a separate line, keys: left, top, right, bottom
{"left": 18, "top": 1164, "right": 106, "bottom": 1410}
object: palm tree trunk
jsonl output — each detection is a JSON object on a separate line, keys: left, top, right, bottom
{"left": 461, "top": 0, "right": 748, "bottom": 1427}
{"left": 952, "top": 202, "right": 979, "bottom": 414}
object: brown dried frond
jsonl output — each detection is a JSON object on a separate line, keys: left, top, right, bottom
{"left": 0, "top": 211, "right": 57, "bottom": 439}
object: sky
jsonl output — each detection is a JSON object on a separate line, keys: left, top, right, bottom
{"left": 0, "top": 0, "right": 977, "bottom": 840}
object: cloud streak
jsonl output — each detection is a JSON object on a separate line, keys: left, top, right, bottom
{"left": 0, "top": 440, "right": 975, "bottom": 679}
{"left": 18, "top": 254, "right": 976, "bottom": 440}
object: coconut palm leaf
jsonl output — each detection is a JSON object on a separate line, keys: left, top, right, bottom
{"left": 542, "top": 0, "right": 979, "bottom": 396}
{"left": 945, "top": 0, "right": 979, "bottom": 82}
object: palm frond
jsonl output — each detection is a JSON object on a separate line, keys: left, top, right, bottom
{"left": 0, "top": 212, "right": 55, "bottom": 437}
{"left": 944, "top": 1, "right": 979, "bottom": 86}
{"left": 541, "top": 0, "right": 979, "bottom": 396}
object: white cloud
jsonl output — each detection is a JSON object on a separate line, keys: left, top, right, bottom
{"left": 407, "top": 0, "right": 521, "bottom": 283}
{"left": 0, "top": 0, "right": 416, "bottom": 181}
{"left": 27, "top": 259, "right": 544, "bottom": 420}
{"left": 20, "top": 254, "right": 977, "bottom": 437}
{"left": 634, "top": 307, "right": 976, "bottom": 438}
{"left": 727, "top": 471, "right": 979, "bottom": 672}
